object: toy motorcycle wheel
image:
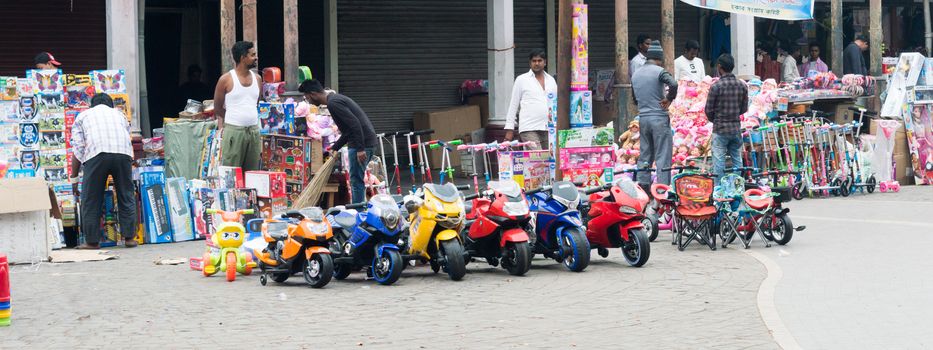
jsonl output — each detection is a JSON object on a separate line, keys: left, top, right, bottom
{"left": 866, "top": 176, "right": 876, "bottom": 193}
{"left": 303, "top": 254, "right": 334, "bottom": 288}
{"left": 372, "top": 250, "right": 403, "bottom": 285}
{"left": 621, "top": 228, "right": 650, "bottom": 267}
{"left": 502, "top": 241, "right": 531, "bottom": 276}
{"left": 441, "top": 240, "right": 467, "bottom": 281}
{"left": 644, "top": 213, "right": 659, "bottom": 242}
{"left": 259, "top": 274, "right": 268, "bottom": 286}
{"left": 560, "top": 228, "right": 590, "bottom": 272}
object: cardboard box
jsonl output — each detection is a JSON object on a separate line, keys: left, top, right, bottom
{"left": 165, "top": 177, "right": 195, "bottom": 241}
{"left": 413, "top": 105, "right": 481, "bottom": 170}
{"left": 258, "top": 197, "right": 288, "bottom": 219}
{"left": 558, "top": 127, "right": 614, "bottom": 148}
{"left": 893, "top": 152, "right": 914, "bottom": 185}
{"left": 139, "top": 172, "right": 174, "bottom": 244}
{"left": 869, "top": 120, "right": 910, "bottom": 156}
{"left": 466, "top": 95, "right": 489, "bottom": 126}
{"left": 190, "top": 182, "right": 216, "bottom": 240}
{"left": 498, "top": 150, "right": 551, "bottom": 189}
{"left": 245, "top": 171, "right": 287, "bottom": 198}
{"left": 0, "top": 178, "right": 52, "bottom": 264}
{"left": 570, "top": 91, "right": 593, "bottom": 127}
{"left": 258, "top": 102, "right": 296, "bottom": 135}
{"left": 260, "top": 134, "right": 323, "bottom": 182}
{"left": 216, "top": 166, "right": 244, "bottom": 189}
{"left": 559, "top": 146, "right": 614, "bottom": 170}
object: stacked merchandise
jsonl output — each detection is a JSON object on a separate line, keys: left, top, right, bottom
{"left": 62, "top": 73, "right": 96, "bottom": 228}
{"left": 779, "top": 72, "right": 874, "bottom": 103}
{"left": 886, "top": 53, "right": 933, "bottom": 185}
{"left": 558, "top": 127, "right": 614, "bottom": 185}
{"left": 569, "top": 3, "right": 591, "bottom": 128}
{"left": 497, "top": 149, "right": 551, "bottom": 189}
{"left": 0, "top": 77, "right": 20, "bottom": 178}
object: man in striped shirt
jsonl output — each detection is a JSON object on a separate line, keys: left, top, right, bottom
{"left": 70, "top": 93, "right": 137, "bottom": 249}
{"left": 705, "top": 54, "right": 748, "bottom": 181}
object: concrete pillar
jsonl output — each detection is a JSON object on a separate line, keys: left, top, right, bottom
{"left": 831, "top": 0, "right": 843, "bottom": 74}
{"left": 106, "top": 0, "right": 142, "bottom": 131}
{"left": 284, "top": 0, "right": 299, "bottom": 90}
{"left": 661, "top": 0, "right": 675, "bottom": 73}
{"left": 730, "top": 14, "right": 755, "bottom": 78}
{"left": 242, "top": 0, "right": 258, "bottom": 51}
{"left": 614, "top": 0, "right": 632, "bottom": 137}
{"left": 136, "top": 0, "right": 148, "bottom": 136}
{"left": 220, "top": 0, "right": 235, "bottom": 73}
{"left": 869, "top": 0, "right": 882, "bottom": 76}
{"left": 325, "top": 0, "right": 338, "bottom": 90}
{"left": 487, "top": 0, "right": 515, "bottom": 126}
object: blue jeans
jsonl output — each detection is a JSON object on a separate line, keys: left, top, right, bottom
{"left": 348, "top": 147, "right": 374, "bottom": 204}
{"left": 712, "top": 133, "right": 743, "bottom": 181}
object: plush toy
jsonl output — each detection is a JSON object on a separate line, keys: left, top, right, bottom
{"left": 673, "top": 146, "right": 689, "bottom": 165}
{"left": 616, "top": 120, "right": 641, "bottom": 163}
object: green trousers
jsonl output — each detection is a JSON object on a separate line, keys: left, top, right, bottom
{"left": 220, "top": 124, "right": 261, "bottom": 171}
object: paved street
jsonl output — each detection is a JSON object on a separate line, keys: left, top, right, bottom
{"left": 1, "top": 186, "right": 930, "bottom": 349}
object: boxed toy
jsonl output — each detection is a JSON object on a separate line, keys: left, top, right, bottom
{"left": 562, "top": 168, "right": 613, "bottom": 186}
{"left": 110, "top": 93, "right": 132, "bottom": 122}
{"left": 498, "top": 150, "right": 551, "bottom": 189}
{"left": 571, "top": 4, "right": 589, "bottom": 91}
{"left": 244, "top": 170, "right": 287, "bottom": 198}
{"left": 165, "top": 177, "right": 195, "bottom": 241}
{"left": 26, "top": 69, "right": 63, "bottom": 95}
{"left": 37, "top": 93, "right": 64, "bottom": 112}
{"left": 258, "top": 102, "right": 296, "bottom": 135}
{"left": 0, "top": 77, "right": 17, "bottom": 100}
{"left": 285, "top": 181, "right": 304, "bottom": 207}
{"left": 89, "top": 70, "right": 126, "bottom": 94}
{"left": 139, "top": 171, "right": 174, "bottom": 243}
{"left": 0, "top": 100, "right": 18, "bottom": 122}
{"left": 258, "top": 196, "right": 288, "bottom": 219}
{"left": 262, "top": 82, "right": 286, "bottom": 102}
{"left": 65, "top": 85, "right": 94, "bottom": 109}
{"left": 569, "top": 90, "right": 593, "bottom": 127}
{"left": 19, "top": 123, "right": 40, "bottom": 148}
{"left": 64, "top": 74, "right": 92, "bottom": 87}
{"left": 190, "top": 179, "right": 215, "bottom": 239}
{"left": 559, "top": 146, "right": 614, "bottom": 170}
{"left": 260, "top": 134, "right": 321, "bottom": 184}
{"left": 216, "top": 166, "right": 244, "bottom": 188}
{"left": 217, "top": 188, "right": 260, "bottom": 225}
{"left": 558, "top": 127, "right": 613, "bottom": 148}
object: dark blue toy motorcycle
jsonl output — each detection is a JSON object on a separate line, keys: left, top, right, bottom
{"left": 527, "top": 181, "right": 591, "bottom": 272}
{"left": 327, "top": 194, "right": 407, "bottom": 285}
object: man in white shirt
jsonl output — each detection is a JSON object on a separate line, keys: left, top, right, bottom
{"left": 70, "top": 93, "right": 137, "bottom": 249}
{"left": 504, "top": 49, "right": 558, "bottom": 150}
{"left": 630, "top": 34, "right": 651, "bottom": 78}
{"left": 782, "top": 45, "right": 801, "bottom": 83}
{"left": 674, "top": 40, "right": 705, "bottom": 82}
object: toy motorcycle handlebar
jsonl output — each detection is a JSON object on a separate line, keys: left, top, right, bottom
{"left": 463, "top": 192, "right": 480, "bottom": 201}
{"left": 456, "top": 184, "right": 471, "bottom": 191}
{"left": 583, "top": 185, "right": 608, "bottom": 195}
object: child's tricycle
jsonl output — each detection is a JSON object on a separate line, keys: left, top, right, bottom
{"left": 202, "top": 209, "right": 257, "bottom": 282}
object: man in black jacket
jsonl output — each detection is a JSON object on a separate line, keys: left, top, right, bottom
{"left": 300, "top": 79, "right": 377, "bottom": 203}
{"left": 843, "top": 35, "right": 869, "bottom": 76}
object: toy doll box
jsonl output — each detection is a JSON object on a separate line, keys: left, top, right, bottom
{"left": 558, "top": 127, "right": 613, "bottom": 148}
{"left": 165, "top": 177, "right": 195, "bottom": 242}
{"left": 139, "top": 171, "right": 174, "bottom": 244}
{"left": 558, "top": 146, "right": 614, "bottom": 171}
{"left": 562, "top": 168, "right": 613, "bottom": 186}
{"left": 258, "top": 102, "right": 296, "bottom": 135}
{"left": 245, "top": 170, "right": 287, "bottom": 198}
{"left": 498, "top": 150, "right": 551, "bottom": 189}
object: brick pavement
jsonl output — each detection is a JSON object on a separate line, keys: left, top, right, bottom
{"left": 1, "top": 235, "right": 776, "bottom": 349}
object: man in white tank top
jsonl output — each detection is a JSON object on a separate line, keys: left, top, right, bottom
{"left": 213, "top": 41, "right": 262, "bottom": 171}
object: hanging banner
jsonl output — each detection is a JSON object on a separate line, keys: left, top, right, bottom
{"left": 678, "top": 0, "right": 814, "bottom": 21}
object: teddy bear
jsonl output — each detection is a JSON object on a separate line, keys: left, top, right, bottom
{"left": 616, "top": 120, "right": 641, "bottom": 163}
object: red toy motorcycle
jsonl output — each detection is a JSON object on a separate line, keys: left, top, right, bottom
{"left": 462, "top": 181, "right": 533, "bottom": 276}
{"left": 582, "top": 173, "right": 651, "bottom": 267}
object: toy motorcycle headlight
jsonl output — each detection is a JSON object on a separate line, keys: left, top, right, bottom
{"left": 404, "top": 198, "right": 422, "bottom": 214}
{"left": 503, "top": 201, "right": 529, "bottom": 216}
{"left": 553, "top": 195, "right": 580, "bottom": 211}
{"left": 619, "top": 206, "right": 638, "bottom": 215}
{"left": 382, "top": 210, "right": 400, "bottom": 230}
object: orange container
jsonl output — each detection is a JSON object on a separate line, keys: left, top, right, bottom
{"left": 262, "top": 67, "right": 282, "bottom": 83}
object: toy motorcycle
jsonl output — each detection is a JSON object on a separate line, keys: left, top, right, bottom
{"left": 255, "top": 207, "right": 336, "bottom": 288}
{"left": 526, "top": 181, "right": 591, "bottom": 272}
{"left": 403, "top": 183, "right": 469, "bottom": 281}
{"left": 581, "top": 175, "right": 651, "bottom": 267}
{"left": 462, "top": 181, "right": 533, "bottom": 276}
{"left": 202, "top": 209, "right": 257, "bottom": 282}
{"left": 329, "top": 194, "right": 407, "bottom": 285}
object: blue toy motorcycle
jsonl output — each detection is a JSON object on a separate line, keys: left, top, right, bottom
{"left": 527, "top": 181, "right": 591, "bottom": 272}
{"left": 328, "top": 194, "right": 407, "bottom": 285}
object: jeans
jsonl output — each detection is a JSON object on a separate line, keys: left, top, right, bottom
{"left": 712, "top": 132, "right": 744, "bottom": 181}
{"left": 348, "top": 147, "right": 374, "bottom": 204}
{"left": 637, "top": 116, "right": 673, "bottom": 185}
{"left": 80, "top": 153, "right": 137, "bottom": 244}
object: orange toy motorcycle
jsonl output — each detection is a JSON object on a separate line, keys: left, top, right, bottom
{"left": 255, "top": 207, "right": 336, "bottom": 288}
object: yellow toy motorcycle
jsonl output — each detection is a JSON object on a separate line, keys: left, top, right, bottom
{"left": 403, "top": 183, "right": 468, "bottom": 281}
{"left": 202, "top": 209, "right": 257, "bottom": 282}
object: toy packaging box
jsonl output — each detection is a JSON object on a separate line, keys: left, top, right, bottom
{"left": 558, "top": 127, "right": 613, "bottom": 148}
{"left": 244, "top": 170, "right": 287, "bottom": 198}
{"left": 19, "top": 96, "right": 38, "bottom": 122}
{"left": 258, "top": 102, "right": 296, "bottom": 135}
{"left": 498, "top": 150, "right": 551, "bottom": 189}
{"left": 258, "top": 196, "right": 288, "bottom": 219}
{"left": 190, "top": 180, "right": 215, "bottom": 240}
{"left": 39, "top": 110, "right": 65, "bottom": 131}
{"left": 260, "top": 134, "right": 320, "bottom": 184}
{"left": 37, "top": 93, "right": 64, "bottom": 112}
{"left": 1, "top": 100, "right": 19, "bottom": 122}
{"left": 165, "top": 177, "right": 195, "bottom": 242}
{"left": 89, "top": 70, "right": 126, "bottom": 94}
{"left": 571, "top": 4, "right": 589, "bottom": 91}
{"left": 1, "top": 77, "right": 18, "bottom": 100}
{"left": 65, "top": 86, "right": 94, "bottom": 109}
{"left": 562, "top": 168, "right": 613, "bottom": 186}
{"left": 216, "top": 166, "right": 244, "bottom": 189}
{"left": 110, "top": 93, "right": 132, "bottom": 122}
{"left": 26, "top": 69, "right": 63, "bottom": 95}
{"left": 559, "top": 146, "right": 614, "bottom": 171}
{"left": 19, "top": 123, "right": 40, "bottom": 148}
{"left": 64, "top": 74, "right": 92, "bottom": 87}
{"left": 216, "top": 188, "right": 260, "bottom": 225}
{"left": 139, "top": 171, "right": 174, "bottom": 244}
{"left": 569, "top": 91, "right": 593, "bottom": 128}
{"left": 285, "top": 181, "right": 305, "bottom": 207}
{"left": 262, "top": 82, "right": 286, "bottom": 102}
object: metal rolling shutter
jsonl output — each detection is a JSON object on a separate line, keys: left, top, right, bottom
{"left": 0, "top": 0, "right": 107, "bottom": 77}
{"left": 514, "top": 0, "right": 548, "bottom": 74}
{"left": 337, "top": 0, "right": 488, "bottom": 135}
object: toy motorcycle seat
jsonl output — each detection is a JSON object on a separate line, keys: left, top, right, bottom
{"left": 743, "top": 189, "right": 774, "bottom": 211}
{"left": 333, "top": 212, "right": 358, "bottom": 230}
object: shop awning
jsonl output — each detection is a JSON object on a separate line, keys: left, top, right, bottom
{"left": 679, "top": 0, "right": 814, "bottom": 21}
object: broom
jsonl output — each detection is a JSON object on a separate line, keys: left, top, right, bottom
{"left": 291, "top": 155, "right": 338, "bottom": 209}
